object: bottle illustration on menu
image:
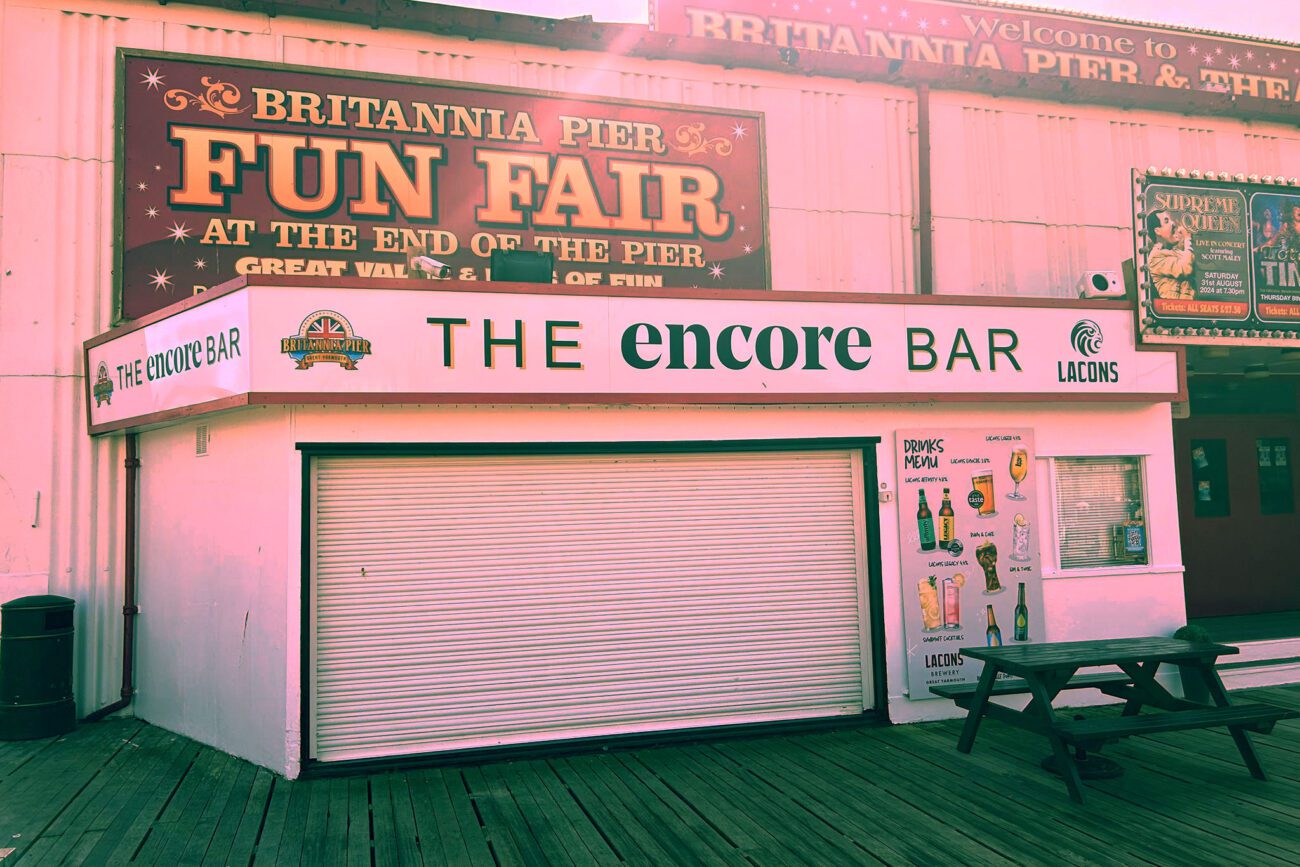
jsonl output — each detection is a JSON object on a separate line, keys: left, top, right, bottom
{"left": 917, "top": 489, "right": 937, "bottom": 551}
{"left": 985, "top": 605, "right": 1003, "bottom": 647}
{"left": 1014, "top": 582, "right": 1029, "bottom": 642}
{"left": 1008, "top": 447, "right": 1029, "bottom": 500}
{"left": 938, "top": 487, "right": 956, "bottom": 550}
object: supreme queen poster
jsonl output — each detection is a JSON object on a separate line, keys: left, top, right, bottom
{"left": 896, "top": 428, "right": 1045, "bottom": 698}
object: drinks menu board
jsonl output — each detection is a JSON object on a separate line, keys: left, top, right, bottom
{"left": 896, "top": 428, "right": 1045, "bottom": 699}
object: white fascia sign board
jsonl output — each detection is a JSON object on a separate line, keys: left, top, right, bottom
{"left": 85, "top": 282, "right": 1183, "bottom": 434}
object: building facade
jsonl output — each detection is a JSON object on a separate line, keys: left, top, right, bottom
{"left": 1, "top": 0, "right": 1295, "bottom": 777}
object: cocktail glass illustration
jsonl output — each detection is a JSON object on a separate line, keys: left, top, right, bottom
{"left": 918, "top": 578, "right": 942, "bottom": 632}
{"left": 1008, "top": 448, "right": 1028, "bottom": 500}
{"left": 976, "top": 541, "right": 1003, "bottom": 595}
{"left": 942, "top": 574, "right": 963, "bottom": 630}
{"left": 1011, "top": 513, "right": 1032, "bottom": 562}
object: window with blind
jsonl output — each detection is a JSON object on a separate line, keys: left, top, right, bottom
{"left": 1054, "top": 457, "right": 1148, "bottom": 569}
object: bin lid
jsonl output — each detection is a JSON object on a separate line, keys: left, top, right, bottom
{"left": 1, "top": 595, "right": 75, "bottom": 611}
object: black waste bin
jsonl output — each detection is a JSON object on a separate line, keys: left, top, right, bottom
{"left": 0, "top": 595, "right": 75, "bottom": 740}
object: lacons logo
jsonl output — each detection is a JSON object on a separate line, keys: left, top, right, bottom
{"left": 1058, "top": 319, "right": 1118, "bottom": 384}
{"left": 1070, "top": 319, "right": 1103, "bottom": 357}
{"left": 281, "top": 311, "right": 372, "bottom": 370}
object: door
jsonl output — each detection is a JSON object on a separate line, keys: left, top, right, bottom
{"left": 309, "top": 447, "right": 873, "bottom": 763}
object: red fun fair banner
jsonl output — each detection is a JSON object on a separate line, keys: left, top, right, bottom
{"left": 118, "top": 53, "right": 769, "bottom": 319}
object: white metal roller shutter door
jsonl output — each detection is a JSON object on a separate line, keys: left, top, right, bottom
{"left": 310, "top": 449, "right": 870, "bottom": 762}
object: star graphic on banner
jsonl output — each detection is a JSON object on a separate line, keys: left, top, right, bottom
{"left": 708, "top": 263, "right": 725, "bottom": 280}
{"left": 166, "top": 221, "right": 192, "bottom": 243}
{"left": 1246, "top": 50, "right": 1255, "bottom": 60}
{"left": 730, "top": 122, "right": 748, "bottom": 140}
{"left": 153, "top": 164, "right": 162, "bottom": 172}
{"left": 918, "top": 18, "right": 928, "bottom": 31}
{"left": 898, "top": 8, "right": 909, "bottom": 18}
{"left": 1270, "top": 61, "right": 1278, "bottom": 70}
{"left": 940, "top": 17, "right": 949, "bottom": 26}
{"left": 879, "top": 3, "right": 889, "bottom": 12}
{"left": 743, "top": 243, "right": 754, "bottom": 254}
{"left": 1229, "top": 55, "right": 1241, "bottom": 69}
{"left": 140, "top": 68, "right": 165, "bottom": 90}
{"left": 1189, "top": 45, "right": 1198, "bottom": 55}
{"left": 739, "top": 224, "right": 746, "bottom": 232}
{"left": 135, "top": 181, "right": 148, "bottom": 192}
{"left": 148, "top": 269, "right": 173, "bottom": 292}
{"left": 1203, "top": 55, "right": 1215, "bottom": 66}
{"left": 194, "top": 258, "right": 208, "bottom": 271}
{"left": 145, "top": 206, "right": 159, "bottom": 219}
{"left": 1215, "top": 47, "right": 1223, "bottom": 55}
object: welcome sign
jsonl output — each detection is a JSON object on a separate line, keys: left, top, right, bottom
{"left": 116, "top": 52, "right": 769, "bottom": 320}
{"left": 653, "top": 0, "right": 1300, "bottom": 103}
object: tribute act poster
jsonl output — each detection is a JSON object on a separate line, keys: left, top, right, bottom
{"left": 1135, "top": 173, "right": 1300, "bottom": 343}
{"left": 652, "top": 0, "right": 1300, "bottom": 104}
{"left": 896, "top": 428, "right": 1045, "bottom": 699}
{"left": 117, "top": 53, "right": 770, "bottom": 319}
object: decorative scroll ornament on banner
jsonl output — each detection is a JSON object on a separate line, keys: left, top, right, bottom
{"left": 672, "top": 123, "right": 734, "bottom": 157}
{"left": 163, "top": 77, "right": 247, "bottom": 117}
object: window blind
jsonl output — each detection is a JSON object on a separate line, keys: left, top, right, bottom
{"left": 1054, "top": 457, "right": 1146, "bottom": 569}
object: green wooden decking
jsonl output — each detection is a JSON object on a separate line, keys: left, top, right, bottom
{"left": 2, "top": 685, "right": 1299, "bottom": 865}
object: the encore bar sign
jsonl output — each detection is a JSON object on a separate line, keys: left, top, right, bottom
{"left": 652, "top": 0, "right": 1300, "bottom": 102}
{"left": 117, "top": 52, "right": 769, "bottom": 320}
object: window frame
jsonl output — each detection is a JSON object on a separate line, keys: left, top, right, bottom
{"left": 1046, "top": 454, "right": 1151, "bottom": 576}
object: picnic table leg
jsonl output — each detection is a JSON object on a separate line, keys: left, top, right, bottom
{"left": 1191, "top": 660, "right": 1268, "bottom": 781}
{"left": 1023, "top": 675, "right": 1086, "bottom": 804}
{"left": 956, "top": 663, "right": 998, "bottom": 754}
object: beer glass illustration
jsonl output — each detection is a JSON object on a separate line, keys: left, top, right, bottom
{"left": 1011, "top": 513, "right": 1032, "bottom": 562}
{"left": 976, "top": 541, "right": 1003, "bottom": 595}
{"left": 918, "top": 577, "right": 943, "bottom": 632}
{"left": 1008, "top": 448, "right": 1028, "bottom": 500}
{"left": 972, "top": 470, "right": 996, "bottom": 517}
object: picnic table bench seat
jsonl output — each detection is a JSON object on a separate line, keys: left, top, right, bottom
{"left": 1054, "top": 702, "right": 1298, "bottom": 748}
{"left": 929, "top": 671, "right": 1133, "bottom": 701}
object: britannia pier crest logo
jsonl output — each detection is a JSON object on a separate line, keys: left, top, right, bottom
{"left": 92, "top": 362, "right": 114, "bottom": 406}
{"left": 281, "top": 310, "right": 371, "bottom": 370}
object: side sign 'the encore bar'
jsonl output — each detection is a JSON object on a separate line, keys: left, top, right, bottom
{"left": 84, "top": 284, "right": 1182, "bottom": 433}
{"left": 117, "top": 53, "right": 769, "bottom": 320}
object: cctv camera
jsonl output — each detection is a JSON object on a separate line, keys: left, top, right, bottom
{"left": 410, "top": 255, "right": 451, "bottom": 279}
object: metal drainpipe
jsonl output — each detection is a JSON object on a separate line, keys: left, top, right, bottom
{"left": 84, "top": 433, "right": 140, "bottom": 722}
{"left": 916, "top": 83, "right": 934, "bottom": 295}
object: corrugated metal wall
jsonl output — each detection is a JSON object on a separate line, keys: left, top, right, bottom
{"left": 3, "top": 0, "right": 1300, "bottom": 715}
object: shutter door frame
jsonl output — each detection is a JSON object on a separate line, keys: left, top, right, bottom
{"left": 301, "top": 438, "right": 885, "bottom": 765}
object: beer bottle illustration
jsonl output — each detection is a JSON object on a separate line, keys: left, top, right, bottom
{"left": 985, "top": 605, "right": 1003, "bottom": 647}
{"left": 917, "top": 489, "right": 937, "bottom": 551}
{"left": 938, "top": 487, "right": 956, "bottom": 550}
{"left": 1014, "top": 582, "right": 1029, "bottom": 642}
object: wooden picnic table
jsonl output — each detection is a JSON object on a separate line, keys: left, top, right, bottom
{"left": 933, "top": 636, "right": 1298, "bottom": 804}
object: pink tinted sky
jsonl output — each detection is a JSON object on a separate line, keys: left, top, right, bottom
{"left": 434, "top": 1, "right": 1298, "bottom": 42}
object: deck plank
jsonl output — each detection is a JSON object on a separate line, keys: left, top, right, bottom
{"left": 4, "top": 685, "right": 1300, "bottom": 866}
